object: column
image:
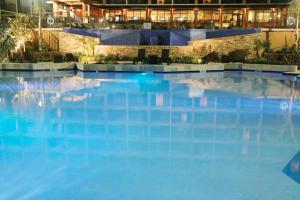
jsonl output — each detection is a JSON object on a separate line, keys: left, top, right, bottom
{"left": 82, "top": 3, "right": 88, "bottom": 23}
{"left": 194, "top": 8, "right": 198, "bottom": 24}
{"left": 170, "top": 8, "right": 174, "bottom": 22}
{"left": 147, "top": 8, "right": 152, "bottom": 22}
{"left": 271, "top": 8, "right": 275, "bottom": 28}
{"left": 123, "top": 9, "right": 127, "bottom": 21}
{"left": 243, "top": 8, "right": 248, "bottom": 28}
{"left": 219, "top": 8, "right": 222, "bottom": 28}
{"left": 87, "top": 4, "right": 91, "bottom": 22}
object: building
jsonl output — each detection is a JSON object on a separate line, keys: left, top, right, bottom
{"left": 0, "top": 0, "right": 52, "bottom": 18}
{"left": 50, "top": 0, "right": 293, "bottom": 28}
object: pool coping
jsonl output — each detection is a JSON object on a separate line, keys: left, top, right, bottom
{"left": 0, "top": 62, "right": 299, "bottom": 78}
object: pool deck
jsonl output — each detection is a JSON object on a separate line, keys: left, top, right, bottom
{"left": 0, "top": 62, "right": 76, "bottom": 71}
{"left": 0, "top": 62, "right": 299, "bottom": 77}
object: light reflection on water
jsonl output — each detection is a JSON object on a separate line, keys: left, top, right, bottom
{"left": 0, "top": 71, "right": 300, "bottom": 200}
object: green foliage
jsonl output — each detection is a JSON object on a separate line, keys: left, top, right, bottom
{"left": 74, "top": 36, "right": 98, "bottom": 56}
{"left": 173, "top": 56, "right": 201, "bottom": 64}
{"left": 104, "top": 55, "right": 118, "bottom": 64}
{"left": 119, "top": 55, "right": 134, "bottom": 61}
{"left": 8, "top": 14, "right": 36, "bottom": 52}
{"left": 221, "top": 49, "right": 249, "bottom": 63}
{"left": 246, "top": 58, "right": 286, "bottom": 65}
{"left": 79, "top": 55, "right": 106, "bottom": 63}
{"left": 173, "top": 56, "right": 193, "bottom": 64}
{"left": 0, "top": 28, "right": 15, "bottom": 62}
{"left": 203, "top": 51, "right": 220, "bottom": 63}
{"left": 33, "top": 52, "right": 62, "bottom": 62}
{"left": 254, "top": 39, "right": 272, "bottom": 58}
{"left": 289, "top": 0, "right": 300, "bottom": 13}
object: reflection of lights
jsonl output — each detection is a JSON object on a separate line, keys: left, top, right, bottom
{"left": 156, "top": 93, "right": 164, "bottom": 107}
{"left": 63, "top": 94, "right": 91, "bottom": 102}
{"left": 280, "top": 101, "right": 289, "bottom": 110}
{"left": 0, "top": 97, "right": 5, "bottom": 104}
{"left": 243, "top": 129, "right": 250, "bottom": 141}
{"left": 38, "top": 101, "right": 44, "bottom": 107}
{"left": 181, "top": 113, "right": 187, "bottom": 123}
{"left": 200, "top": 96, "right": 207, "bottom": 108}
{"left": 291, "top": 160, "right": 300, "bottom": 173}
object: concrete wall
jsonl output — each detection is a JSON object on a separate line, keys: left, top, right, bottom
{"left": 261, "top": 29, "right": 300, "bottom": 50}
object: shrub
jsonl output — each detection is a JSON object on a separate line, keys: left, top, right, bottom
{"left": 246, "top": 58, "right": 286, "bottom": 65}
{"left": 192, "top": 55, "right": 202, "bottom": 64}
{"left": 204, "top": 51, "right": 220, "bottom": 63}
{"left": 32, "top": 51, "right": 62, "bottom": 62}
{"left": 220, "top": 54, "right": 231, "bottom": 63}
{"left": 221, "top": 49, "right": 249, "bottom": 63}
{"left": 119, "top": 55, "right": 134, "bottom": 61}
{"left": 173, "top": 56, "right": 194, "bottom": 64}
{"left": 104, "top": 55, "right": 118, "bottom": 64}
{"left": 79, "top": 56, "right": 97, "bottom": 63}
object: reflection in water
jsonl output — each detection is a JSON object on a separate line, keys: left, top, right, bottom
{"left": 0, "top": 71, "right": 300, "bottom": 200}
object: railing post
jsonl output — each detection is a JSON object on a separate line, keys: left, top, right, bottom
{"left": 296, "top": 9, "right": 299, "bottom": 50}
{"left": 39, "top": 11, "right": 42, "bottom": 51}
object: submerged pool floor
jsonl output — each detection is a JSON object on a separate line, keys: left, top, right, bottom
{"left": 0, "top": 71, "right": 300, "bottom": 200}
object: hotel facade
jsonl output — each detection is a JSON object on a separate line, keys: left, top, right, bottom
{"left": 0, "top": 0, "right": 294, "bottom": 28}
{"left": 51, "top": 0, "right": 293, "bottom": 28}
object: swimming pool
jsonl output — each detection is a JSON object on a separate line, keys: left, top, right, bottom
{"left": 0, "top": 71, "right": 300, "bottom": 200}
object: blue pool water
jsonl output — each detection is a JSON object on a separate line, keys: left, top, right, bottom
{"left": 0, "top": 71, "right": 300, "bottom": 200}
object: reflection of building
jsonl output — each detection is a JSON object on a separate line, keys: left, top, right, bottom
{"left": 50, "top": 0, "right": 292, "bottom": 28}
{"left": 0, "top": 72, "right": 299, "bottom": 165}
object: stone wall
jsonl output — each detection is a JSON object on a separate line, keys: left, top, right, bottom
{"left": 58, "top": 32, "right": 100, "bottom": 55}
{"left": 188, "top": 33, "right": 261, "bottom": 59}
{"left": 94, "top": 33, "right": 261, "bottom": 59}
{"left": 55, "top": 30, "right": 299, "bottom": 59}
{"left": 94, "top": 45, "right": 196, "bottom": 58}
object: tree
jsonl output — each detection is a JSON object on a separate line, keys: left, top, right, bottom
{"left": 254, "top": 39, "right": 271, "bottom": 58}
{"left": 289, "top": 0, "right": 300, "bottom": 50}
{"left": 77, "top": 36, "right": 98, "bottom": 56}
{"left": 0, "top": 28, "right": 15, "bottom": 62}
{"left": 8, "top": 14, "right": 36, "bottom": 52}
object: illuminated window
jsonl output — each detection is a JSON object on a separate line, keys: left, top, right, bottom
{"left": 173, "top": 10, "right": 194, "bottom": 22}
{"left": 127, "top": 10, "right": 146, "bottom": 21}
{"left": 151, "top": 10, "right": 171, "bottom": 22}
{"left": 197, "top": 10, "right": 219, "bottom": 21}
{"left": 248, "top": 10, "right": 255, "bottom": 23}
{"left": 255, "top": 10, "right": 272, "bottom": 23}
{"left": 105, "top": 9, "right": 123, "bottom": 21}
